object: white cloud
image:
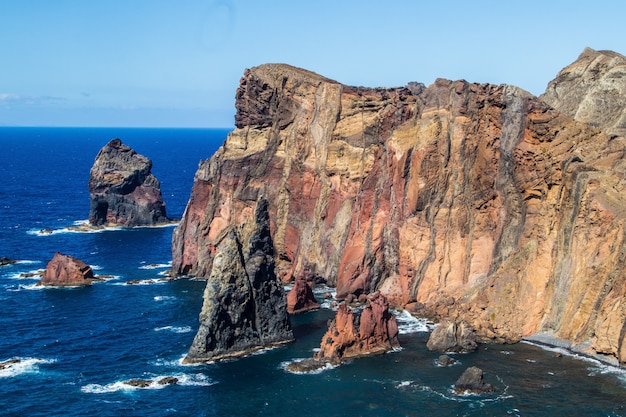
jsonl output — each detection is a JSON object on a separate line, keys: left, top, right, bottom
{"left": 0, "top": 93, "right": 64, "bottom": 107}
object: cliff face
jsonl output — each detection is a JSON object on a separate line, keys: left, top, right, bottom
{"left": 89, "top": 139, "right": 169, "bottom": 226}
{"left": 172, "top": 54, "right": 626, "bottom": 363}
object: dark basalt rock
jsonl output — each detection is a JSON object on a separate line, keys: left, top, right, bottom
{"left": 437, "top": 354, "right": 457, "bottom": 367}
{"left": 0, "top": 257, "right": 16, "bottom": 266}
{"left": 88, "top": 138, "right": 169, "bottom": 226}
{"left": 184, "top": 197, "right": 294, "bottom": 363}
{"left": 454, "top": 366, "right": 496, "bottom": 394}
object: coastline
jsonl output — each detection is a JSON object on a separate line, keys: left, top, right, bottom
{"left": 522, "top": 332, "right": 621, "bottom": 368}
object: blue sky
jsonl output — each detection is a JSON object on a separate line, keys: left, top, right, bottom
{"left": 1, "top": 0, "right": 625, "bottom": 128}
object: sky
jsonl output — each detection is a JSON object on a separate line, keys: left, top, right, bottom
{"left": 1, "top": 0, "right": 626, "bottom": 128}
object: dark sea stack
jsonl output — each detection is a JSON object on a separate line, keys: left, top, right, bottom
{"left": 454, "top": 367, "right": 495, "bottom": 394}
{"left": 38, "top": 252, "right": 99, "bottom": 287}
{"left": 184, "top": 197, "right": 294, "bottom": 363}
{"left": 88, "top": 138, "right": 168, "bottom": 226}
{"left": 172, "top": 50, "right": 626, "bottom": 364}
{"left": 286, "top": 278, "right": 320, "bottom": 314}
{"left": 427, "top": 320, "right": 478, "bottom": 353}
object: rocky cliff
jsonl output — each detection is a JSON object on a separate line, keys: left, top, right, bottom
{"left": 184, "top": 197, "right": 294, "bottom": 363}
{"left": 172, "top": 51, "right": 626, "bottom": 363}
{"left": 88, "top": 139, "right": 169, "bottom": 226}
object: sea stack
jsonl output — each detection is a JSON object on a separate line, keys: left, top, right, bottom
{"left": 184, "top": 197, "right": 294, "bottom": 363}
{"left": 88, "top": 138, "right": 169, "bottom": 226}
{"left": 286, "top": 278, "right": 320, "bottom": 314}
{"left": 38, "top": 252, "right": 99, "bottom": 287}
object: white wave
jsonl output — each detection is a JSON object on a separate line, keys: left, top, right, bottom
{"left": 112, "top": 279, "right": 168, "bottom": 286}
{"left": 139, "top": 262, "right": 172, "bottom": 270}
{"left": 396, "top": 380, "right": 413, "bottom": 388}
{"left": 0, "top": 357, "right": 56, "bottom": 378}
{"left": 15, "top": 260, "right": 40, "bottom": 265}
{"left": 153, "top": 295, "right": 177, "bottom": 302}
{"left": 81, "top": 373, "right": 215, "bottom": 393}
{"left": 154, "top": 326, "right": 192, "bottom": 334}
{"left": 280, "top": 359, "right": 338, "bottom": 375}
{"left": 393, "top": 309, "right": 434, "bottom": 334}
{"left": 313, "top": 285, "right": 336, "bottom": 310}
{"left": 28, "top": 220, "right": 178, "bottom": 236}
{"left": 7, "top": 283, "right": 46, "bottom": 291}
{"left": 7, "top": 269, "right": 44, "bottom": 280}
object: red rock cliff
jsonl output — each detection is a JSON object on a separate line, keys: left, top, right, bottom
{"left": 172, "top": 54, "right": 626, "bottom": 363}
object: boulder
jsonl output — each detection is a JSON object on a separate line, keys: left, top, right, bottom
{"left": 88, "top": 138, "right": 169, "bottom": 226}
{"left": 427, "top": 320, "right": 478, "bottom": 353}
{"left": 286, "top": 278, "right": 320, "bottom": 314}
{"left": 454, "top": 366, "right": 495, "bottom": 394}
{"left": 38, "top": 253, "right": 99, "bottom": 287}
{"left": 184, "top": 197, "right": 294, "bottom": 363}
{"left": 437, "top": 354, "right": 457, "bottom": 367}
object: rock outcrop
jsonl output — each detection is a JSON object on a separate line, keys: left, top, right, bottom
{"left": 454, "top": 366, "right": 495, "bottom": 394}
{"left": 184, "top": 197, "right": 294, "bottom": 363}
{"left": 38, "top": 253, "right": 99, "bottom": 287}
{"left": 427, "top": 320, "right": 478, "bottom": 353}
{"left": 0, "top": 257, "right": 16, "bottom": 266}
{"left": 172, "top": 51, "right": 626, "bottom": 364}
{"left": 541, "top": 47, "right": 626, "bottom": 137}
{"left": 88, "top": 139, "right": 169, "bottom": 226}
{"left": 315, "top": 292, "right": 399, "bottom": 363}
{"left": 286, "top": 278, "right": 320, "bottom": 314}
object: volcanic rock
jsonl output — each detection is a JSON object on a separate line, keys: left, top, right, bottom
{"left": 437, "top": 354, "right": 457, "bottom": 367}
{"left": 0, "top": 257, "right": 16, "bottom": 266}
{"left": 172, "top": 50, "right": 626, "bottom": 364}
{"left": 315, "top": 292, "right": 399, "bottom": 364}
{"left": 541, "top": 47, "right": 626, "bottom": 137}
{"left": 286, "top": 278, "right": 320, "bottom": 314}
{"left": 88, "top": 139, "right": 169, "bottom": 226}
{"left": 184, "top": 197, "right": 294, "bottom": 363}
{"left": 38, "top": 253, "right": 99, "bottom": 287}
{"left": 453, "top": 366, "right": 495, "bottom": 394}
{"left": 427, "top": 320, "right": 478, "bottom": 353}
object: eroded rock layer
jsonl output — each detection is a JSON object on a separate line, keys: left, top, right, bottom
{"left": 38, "top": 252, "right": 99, "bottom": 287}
{"left": 172, "top": 52, "right": 626, "bottom": 363}
{"left": 88, "top": 139, "right": 169, "bottom": 226}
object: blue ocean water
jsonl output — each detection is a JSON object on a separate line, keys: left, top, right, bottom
{"left": 0, "top": 127, "right": 625, "bottom": 417}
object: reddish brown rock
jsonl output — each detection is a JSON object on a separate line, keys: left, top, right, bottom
{"left": 38, "top": 253, "right": 99, "bottom": 287}
{"left": 172, "top": 51, "right": 626, "bottom": 364}
{"left": 286, "top": 279, "right": 320, "bottom": 314}
{"left": 314, "top": 292, "right": 399, "bottom": 364}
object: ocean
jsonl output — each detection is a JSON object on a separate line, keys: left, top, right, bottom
{"left": 0, "top": 127, "right": 624, "bottom": 416}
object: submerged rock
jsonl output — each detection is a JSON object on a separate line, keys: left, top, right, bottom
{"left": 88, "top": 138, "right": 169, "bottom": 226}
{"left": 0, "top": 257, "right": 16, "bottom": 266}
{"left": 184, "top": 197, "right": 294, "bottom": 363}
{"left": 37, "top": 253, "right": 100, "bottom": 287}
{"left": 454, "top": 366, "right": 495, "bottom": 394}
{"left": 427, "top": 320, "right": 478, "bottom": 353}
{"left": 286, "top": 278, "right": 320, "bottom": 314}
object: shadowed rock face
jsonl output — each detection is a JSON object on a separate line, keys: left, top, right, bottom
{"left": 88, "top": 139, "right": 168, "bottom": 226}
{"left": 172, "top": 52, "right": 626, "bottom": 363}
{"left": 38, "top": 252, "right": 98, "bottom": 287}
{"left": 184, "top": 197, "right": 294, "bottom": 363}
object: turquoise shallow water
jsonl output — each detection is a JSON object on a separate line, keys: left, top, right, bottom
{"left": 0, "top": 127, "right": 625, "bottom": 416}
